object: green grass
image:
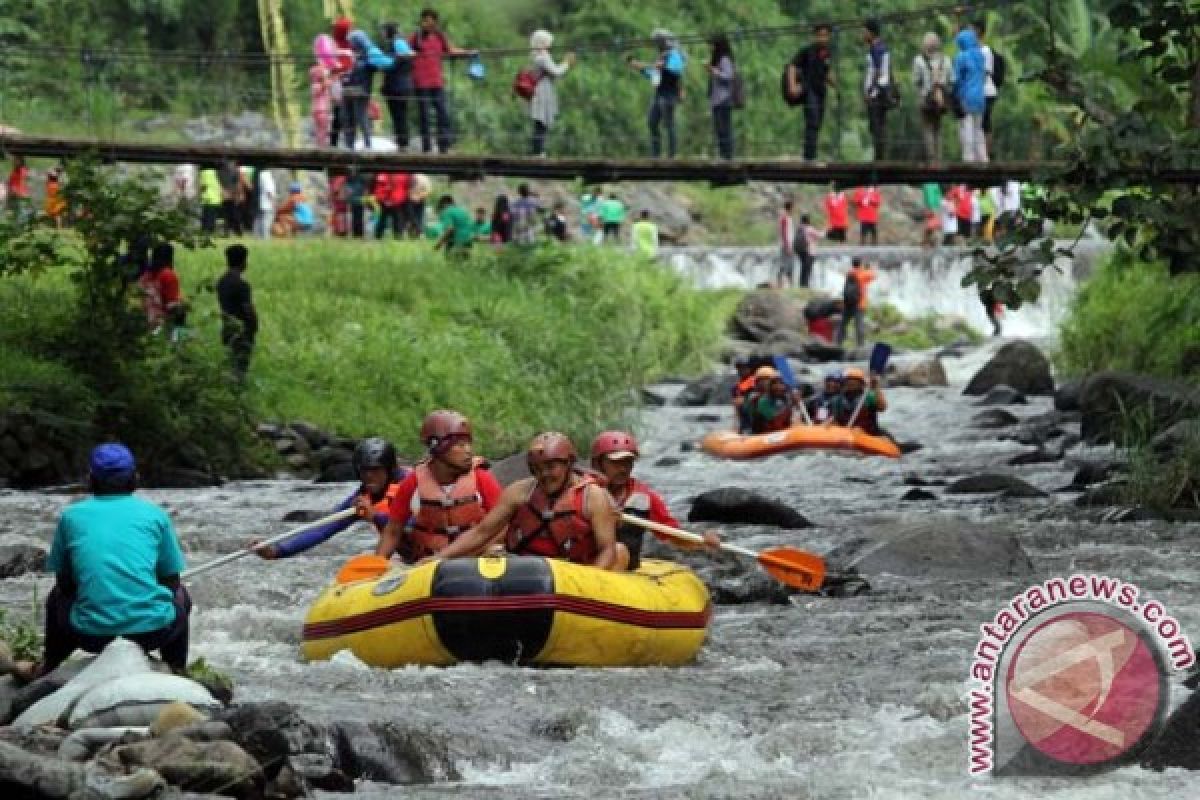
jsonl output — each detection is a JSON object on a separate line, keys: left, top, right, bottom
{"left": 676, "top": 185, "right": 774, "bottom": 246}
{"left": 173, "top": 240, "right": 731, "bottom": 457}
{"left": 1058, "top": 253, "right": 1200, "bottom": 380}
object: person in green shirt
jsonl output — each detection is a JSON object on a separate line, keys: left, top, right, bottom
{"left": 631, "top": 210, "right": 659, "bottom": 258}
{"left": 473, "top": 207, "right": 492, "bottom": 241}
{"left": 921, "top": 182, "right": 943, "bottom": 247}
{"left": 198, "top": 168, "right": 223, "bottom": 234}
{"left": 434, "top": 195, "right": 475, "bottom": 255}
{"left": 599, "top": 193, "right": 626, "bottom": 243}
{"left": 750, "top": 376, "right": 795, "bottom": 434}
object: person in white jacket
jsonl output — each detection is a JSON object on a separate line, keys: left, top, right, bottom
{"left": 528, "top": 30, "right": 576, "bottom": 157}
{"left": 256, "top": 168, "right": 276, "bottom": 240}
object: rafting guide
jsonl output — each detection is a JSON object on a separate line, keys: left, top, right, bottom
{"left": 967, "top": 574, "right": 1194, "bottom": 777}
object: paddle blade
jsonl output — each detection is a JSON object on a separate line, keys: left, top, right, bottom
{"left": 336, "top": 554, "right": 391, "bottom": 585}
{"left": 757, "top": 548, "right": 827, "bottom": 593}
{"left": 869, "top": 342, "right": 893, "bottom": 375}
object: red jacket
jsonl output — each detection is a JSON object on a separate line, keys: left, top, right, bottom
{"left": 410, "top": 30, "right": 451, "bottom": 90}
{"left": 374, "top": 173, "right": 410, "bottom": 206}
{"left": 952, "top": 185, "right": 973, "bottom": 220}
{"left": 824, "top": 192, "right": 849, "bottom": 229}
{"left": 853, "top": 188, "right": 881, "bottom": 224}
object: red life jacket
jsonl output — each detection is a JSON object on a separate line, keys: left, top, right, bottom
{"left": 506, "top": 478, "right": 597, "bottom": 565}
{"left": 608, "top": 478, "right": 653, "bottom": 517}
{"left": 762, "top": 401, "right": 793, "bottom": 432}
{"left": 404, "top": 460, "right": 488, "bottom": 561}
{"left": 825, "top": 192, "right": 849, "bottom": 229}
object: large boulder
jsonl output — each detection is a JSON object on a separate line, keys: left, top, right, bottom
{"left": 946, "top": 473, "right": 1049, "bottom": 498}
{"left": 675, "top": 373, "right": 738, "bottom": 407}
{"left": 760, "top": 329, "right": 814, "bottom": 359}
{"left": 825, "top": 515, "right": 1034, "bottom": 580}
{"left": 107, "top": 737, "right": 262, "bottom": 797}
{"left": 0, "top": 544, "right": 46, "bottom": 579}
{"left": 688, "top": 488, "right": 811, "bottom": 529}
{"left": 219, "top": 702, "right": 350, "bottom": 791}
{"left": 731, "top": 290, "right": 804, "bottom": 342}
{"left": 887, "top": 357, "right": 948, "bottom": 388}
{"left": 976, "top": 385, "right": 1028, "bottom": 406}
{"left": 963, "top": 341, "right": 1055, "bottom": 396}
{"left": 1054, "top": 379, "right": 1083, "bottom": 411}
{"left": 1079, "top": 372, "right": 1200, "bottom": 443}
{"left": 1143, "top": 688, "right": 1200, "bottom": 771}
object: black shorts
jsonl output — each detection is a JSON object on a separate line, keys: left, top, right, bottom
{"left": 826, "top": 227, "right": 847, "bottom": 242}
{"left": 983, "top": 97, "right": 996, "bottom": 133}
{"left": 861, "top": 222, "right": 877, "bottom": 238}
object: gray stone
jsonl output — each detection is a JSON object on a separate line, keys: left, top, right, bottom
{"left": 825, "top": 515, "right": 1035, "bottom": 580}
{"left": 284, "top": 430, "right": 312, "bottom": 455}
{"left": 901, "top": 488, "right": 937, "bottom": 501}
{"left": 887, "top": 357, "right": 948, "bottom": 388}
{"left": 315, "top": 461, "right": 358, "bottom": 483}
{"left": 971, "top": 409, "right": 1020, "bottom": 429}
{"left": 1054, "top": 379, "right": 1082, "bottom": 411}
{"left": 1074, "top": 482, "right": 1129, "bottom": 508}
{"left": 761, "top": 329, "right": 814, "bottom": 359}
{"left": 0, "top": 739, "right": 86, "bottom": 798}
{"left": 654, "top": 457, "right": 682, "bottom": 468}
{"left": 106, "top": 736, "right": 262, "bottom": 797}
{"left": 688, "top": 488, "right": 811, "bottom": 529}
{"left": 977, "top": 385, "right": 1028, "bottom": 406}
{"left": 313, "top": 445, "right": 354, "bottom": 470}
{"left": 1079, "top": 372, "right": 1200, "bottom": 443}
{"left": 640, "top": 388, "right": 669, "bottom": 407}
{"left": 1142, "top": 688, "right": 1200, "bottom": 771}
{"left": 0, "top": 544, "right": 46, "bottom": 579}
{"left": 1070, "top": 461, "right": 1117, "bottom": 488}
{"left": 288, "top": 421, "right": 330, "bottom": 449}
{"left": 274, "top": 438, "right": 297, "bottom": 455}
{"left": 1007, "top": 448, "right": 1062, "bottom": 466}
{"left": 675, "top": 373, "right": 737, "bottom": 407}
{"left": 286, "top": 453, "right": 313, "bottom": 470}
{"left": 732, "top": 290, "right": 804, "bottom": 342}
{"left": 963, "top": 341, "right": 1055, "bottom": 396}
{"left": 487, "top": 452, "right": 531, "bottom": 488}
{"left": 946, "top": 473, "right": 1048, "bottom": 498}
{"left": 256, "top": 422, "right": 283, "bottom": 438}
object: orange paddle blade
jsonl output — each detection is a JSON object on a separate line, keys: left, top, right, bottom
{"left": 757, "top": 548, "right": 827, "bottom": 593}
{"left": 335, "top": 554, "right": 391, "bottom": 585}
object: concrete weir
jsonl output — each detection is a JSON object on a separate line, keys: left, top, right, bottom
{"left": 660, "top": 241, "right": 1111, "bottom": 337}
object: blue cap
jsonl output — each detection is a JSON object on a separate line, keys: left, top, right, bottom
{"left": 90, "top": 443, "right": 136, "bottom": 478}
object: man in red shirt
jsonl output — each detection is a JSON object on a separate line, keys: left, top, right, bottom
{"left": 139, "top": 243, "right": 186, "bottom": 337}
{"left": 852, "top": 185, "right": 882, "bottom": 245}
{"left": 950, "top": 184, "right": 974, "bottom": 241}
{"left": 6, "top": 155, "right": 31, "bottom": 219}
{"left": 373, "top": 172, "right": 410, "bottom": 239}
{"left": 823, "top": 187, "right": 849, "bottom": 242}
{"left": 375, "top": 411, "right": 503, "bottom": 564}
{"left": 410, "top": 9, "right": 475, "bottom": 154}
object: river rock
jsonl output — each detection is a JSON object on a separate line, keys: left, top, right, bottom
{"left": 1007, "top": 448, "right": 1062, "bottom": 466}
{"left": 106, "top": 736, "right": 263, "bottom": 797}
{"left": 963, "top": 341, "right": 1055, "bottom": 396}
{"left": 803, "top": 341, "right": 845, "bottom": 362}
{"left": 488, "top": 452, "right": 531, "bottom": 488}
{"left": 640, "top": 387, "right": 669, "bottom": 407}
{"left": 976, "top": 385, "right": 1028, "bottom": 406}
{"left": 732, "top": 290, "right": 803, "bottom": 342}
{"left": 0, "top": 544, "right": 46, "bottom": 579}
{"left": 315, "top": 461, "right": 358, "bottom": 483}
{"left": 219, "top": 702, "right": 348, "bottom": 790}
{"left": 886, "top": 357, "right": 948, "bottom": 388}
{"left": 313, "top": 445, "right": 353, "bottom": 470}
{"left": 288, "top": 421, "right": 330, "bottom": 450}
{"left": 1069, "top": 460, "right": 1118, "bottom": 488}
{"left": 0, "top": 739, "right": 86, "bottom": 798}
{"left": 149, "top": 467, "right": 221, "bottom": 489}
{"left": 1074, "top": 482, "right": 1129, "bottom": 507}
{"left": 761, "top": 329, "right": 814, "bottom": 359}
{"left": 654, "top": 457, "right": 682, "bottom": 468}
{"left": 946, "top": 474, "right": 1048, "bottom": 498}
{"left": 333, "top": 720, "right": 460, "bottom": 785}
{"left": 1054, "top": 379, "right": 1082, "bottom": 411}
{"left": 0, "top": 675, "right": 16, "bottom": 723}
{"left": 675, "top": 373, "right": 737, "bottom": 407}
{"left": 1079, "top": 371, "right": 1200, "bottom": 443}
{"left": 1142, "top": 688, "right": 1200, "bottom": 771}
{"left": 900, "top": 488, "right": 937, "bottom": 501}
{"left": 971, "top": 409, "right": 1020, "bottom": 429}
{"left": 688, "top": 488, "right": 811, "bottom": 529}
{"left": 825, "top": 515, "right": 1034, "bottom": 580}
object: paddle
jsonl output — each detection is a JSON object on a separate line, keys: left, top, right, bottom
{"left": 620, "top": 513, "right": 827, "bottom": 593}
{"left": 847, "top": 342, "right": 892, "bottom": 429}
{"left": 182, "top": 508, "right": 358, "bottom": 580}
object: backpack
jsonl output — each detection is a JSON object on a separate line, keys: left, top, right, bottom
{"left": 792, "top": 227, "right": 810, "bottom": 257}
{"left": 842, "top": 272, "right": 862, "bottom": 309}
{"left": 781, "top": 59, "right": 805, "bottom": 107}
{"left": 731, "top": 70, "right": 747, "bottom": 110}
{"left": 991, "top": 49, "right": 1007, "bottom": 89}
{"left": 513, "top": 68, "right": 538, "bottom": 101}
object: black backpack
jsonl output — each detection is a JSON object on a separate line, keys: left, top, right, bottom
{"left": 991, "top": 49, "right": 1007, "bottom": 89}
{"left": 842, "top": 273, "right": 862, "bottom": 309}
{"left": 781, "top": 58, "right": 805, "bottom": 107}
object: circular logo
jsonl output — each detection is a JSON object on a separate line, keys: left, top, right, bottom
{"left": 1004, "top": 609, "right": 1167, "bottom": 769}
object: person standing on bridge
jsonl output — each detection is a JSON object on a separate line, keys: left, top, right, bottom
{"left": 707, "top": 34, "right": 737, "bottom": 161}
{"left": 913, "top": 32, "right": 951, "bottom": 165}
{"left": 953, "top": 27, "right": 988, "bottom": 163}
{"left": 410, "top": 9, "right": 476, "bottom": 154}
{"left": 380, "top": 23, "right": 416, "bottom": 150}
{"left": 528, "top": 30, "right": 576, "bottom": 157}
{"left": 787, "top": 24, "right": 835, "bottom": 162}
{"left": 862, "top": 19, "right": 893, "bottom": 161}
{"left": 631, "top": 29, "right": 686, "bottom": 159}
{"left": 343, "top": 30, "right": 394, "bottom": 151}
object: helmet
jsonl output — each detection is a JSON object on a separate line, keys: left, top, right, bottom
{"left": 420, "top": 410, "right": 472, "bottom": 452}
{"left": 353, "top": 437, "right": 397, "bottom": 473}
{"left": 755, "top": 365, "right": 780, "bottom": 380}
{"left": 590, "top": 430, "right": 639, "bottom": 462}
{"left": 844, "top": 367, "right": 866, "bottom": 382}
{"left": 527, "top": 432, "right": 577, "bottom": 469}
{"left": 824, "top": 370, "right": 844, "bottom": 383}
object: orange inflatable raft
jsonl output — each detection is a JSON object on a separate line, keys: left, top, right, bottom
{"left": 701, "top": 426, "right": 901, "bottom": 459}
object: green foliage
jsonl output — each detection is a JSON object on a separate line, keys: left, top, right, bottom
{"left": 1058, "top": 252, "right": 1200, "bottom": 379}
{"left": 177, "top": 240, "right": 731, "bottom": 456}
{"left": 0, "top": 605, "right": 42, "bottom": 663}
{"left": 867, "top": 302, "right": 982, "bottom": 350}
{"left": 185, "top": 656, "right": 233, "bottom": 692}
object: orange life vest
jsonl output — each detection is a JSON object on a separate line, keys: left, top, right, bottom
{"left": 404, "top": 459, "right": 487, "bottom": 561}
{"left": 506, "top": 478, "right": 597, "bottom": 565}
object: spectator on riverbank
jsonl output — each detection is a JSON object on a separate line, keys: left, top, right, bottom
{"left": 218, "top": 160, "right": 244, "bottom": 236}
{"left": 198, "top": 167, "right": 221, "bottom": 234}
{"left": 949, "top": 184, "right": 973, "bottom": 242}
{"left": 529, "top": 30, "right": 576, "bottom": 157}
{"left": 434, "top": 194, "right": 475, "bottom": 256}
{"left": 852, "top": 185, "right": 881, "bottom": 245}
{"left": 788, "top": 24, "right": 834, "bottom": 162}
{"left": 374, "top": 172, "right": 409, "bottom": 239}
{"left": 631, "top": 210, "right": 659, "bottom": 258}
{"left": 43, "top": 167, "right": 66, "bottom": 228}
{"left": 512, "top": 183, "right": 541, "bottom": 245}
{"left": 600, "top": 193, "right": 626, "bottom": 243}
{"left": 580, "top": 192, "right": 601, "bottom": 244}
{"left": 707, "top": 34, "right": 736, "bottom": 160}
{"left": 941, "top": 191, "right": 959, "bottom": 245}
{"left": 953, "top": 27, "right": 988, "bottom": 163}
{"left": 473, "top": 207, "right": 492, "bottom": 241}
{"left": 837, "top": 257, "right": 875, "bottom": 348}
{"left": 824, "top": 186, "right": 849, "bottom": 242}
{"left": 778, "top": 200, "right": 796, "bottom": 288}
{"left": 797, "top": 214, "right": 820, "bottom": 288}
{"left": 490, "top": 195, "right": 512, "bottom": 244}
{"left": 6, "top": 156, "right": 30, "bottom": 219}
{"left": 921, "top": 182, "right": 943, "bottom": 247}
{"left": 913, "top": 32, "right": 950, "bottom": 165}
{"left": 862, "top": 19, "right": 893, "bottom": 161}
{"left": 217, "top": 244, "right": 257, "bottom": 380}
{"left": 139, "top": 242, "right": 184, "bottom": 335}
{"left": 630, "top": 29, "right": 686, "bottom": 158}
{"left": 380, "top": 22, "right": 416, "bottom": 150}
{"left": 410, "top": 9, "right": 475, "bottom": 153}
{"left": 256, "top": 168, "right": 276, "bottom": 240}
{"left": 545, "top": 201, "right": 569, "bottom": 242}
{"left": 406, "top": 173, "right": 431, "bottom": 238}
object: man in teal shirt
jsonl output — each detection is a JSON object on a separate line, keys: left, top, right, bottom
{"left": 434, "top": 194, "right": 475, "bottom": 256}
{"left": 27, "top": 443, "right": 191, "bottom": 678}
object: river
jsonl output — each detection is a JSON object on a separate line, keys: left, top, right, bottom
{"left": 1, "top": 341, "right": 1198, "bottom": 798}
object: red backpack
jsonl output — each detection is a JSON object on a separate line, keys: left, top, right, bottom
{"left": 513, "top": 68, "right": 538, "bottom": 100}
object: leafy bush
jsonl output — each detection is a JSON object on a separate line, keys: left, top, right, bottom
{"left": 1058, "top": 252, "right": 1200, "bottom": 379}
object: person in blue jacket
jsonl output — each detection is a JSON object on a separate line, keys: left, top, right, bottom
{"left": 343, "top": 30, "right": 395, "bottom": 151}
{"left": 953, "top": 27, "right": 988, "bottom": 163}
{"left": 254, "top": 438, "right": 409, "bottom": 559}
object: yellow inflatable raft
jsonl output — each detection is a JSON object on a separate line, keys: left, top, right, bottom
{"left": 702, "top": 426, "right": 901, "bottom": 459}
{"left": 301, "top": 556, "right": 711, "bottom": 668}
